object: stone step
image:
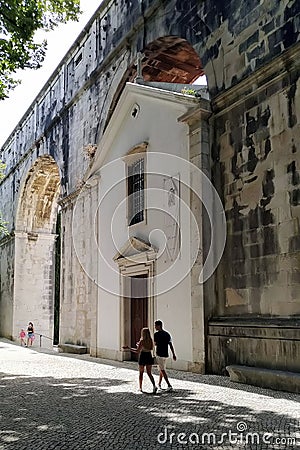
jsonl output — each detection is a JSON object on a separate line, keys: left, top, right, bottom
{"left": 226, "top": 364, "right": 300, "bottom": 394}
{"left": 58, "top": 344, "right": 87, "bottom": 354}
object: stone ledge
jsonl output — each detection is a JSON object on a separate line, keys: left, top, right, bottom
{"left": 58, "top": 344, "right": 87, "bottom": 354}
{"left": 226, "top": 364, "right": 300, "bottom": 394}
{"left": 209, "top": 317, "right": 300, "bottom": 340}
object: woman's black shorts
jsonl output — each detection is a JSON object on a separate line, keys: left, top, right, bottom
{"left": 138, "top": 351, "right": 154, "bottom": 366}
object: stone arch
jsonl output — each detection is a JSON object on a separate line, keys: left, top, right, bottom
{"left": 13, "top": 155, "right": 61, "bottom": 346}
{"left": 16, "top": 155, "right": 60, "bottom": 234}
{"left": 133, "top": 36, "right": 204, "bottom": 83}
{"left": 106, "top": 35, "right": 206, "bottom": 130}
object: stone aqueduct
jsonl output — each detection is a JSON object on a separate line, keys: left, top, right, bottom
{"left": 1, "top": 0, "right": 300, "bottom": 374}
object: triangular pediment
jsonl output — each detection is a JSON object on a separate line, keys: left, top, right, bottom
{"left": 113, "top": 237, "right": 156, "bottom": 263}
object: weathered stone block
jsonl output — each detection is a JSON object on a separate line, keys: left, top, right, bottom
{"left": 226, "top": 365, "right": 300, "bottom": 394}
{"left": 58, "top": 344, "right": 87, "bottom": 354}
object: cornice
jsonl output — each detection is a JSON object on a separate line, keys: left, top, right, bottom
{"left": 178, "top": 103, "right": 212, "bottom": 124}
{"left": 212, "top": 43, "right": 300, "bottom": 116}
{"left": 58, "top": 189, "right": 81, "bottom": 209}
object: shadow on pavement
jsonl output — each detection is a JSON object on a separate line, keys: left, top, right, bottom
{"left": 67, "top": 352, "right": 300, "bottom": 405}
{"left": 0, "top": 371, "right": 299, "bottom": 450}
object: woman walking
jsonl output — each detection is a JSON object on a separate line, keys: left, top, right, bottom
{"left": 123, "top": 327, "right": 157, "bottom": 394}
{"left": 27, "top": 322, "right": 35, "bottom": 346}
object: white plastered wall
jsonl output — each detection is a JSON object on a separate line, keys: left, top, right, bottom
{"left": 93, "top": 85, "right": 197, "bottom": 368}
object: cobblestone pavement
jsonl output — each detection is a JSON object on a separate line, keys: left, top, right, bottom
{"left": 0, "top": 340, "right": 300, "bottom": 450}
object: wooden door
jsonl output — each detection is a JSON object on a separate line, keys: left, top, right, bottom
{"left": 130, "top": 275, "right": 148, "bottom": 361}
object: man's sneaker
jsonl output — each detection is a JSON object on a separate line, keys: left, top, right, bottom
{"left": 153, "top": 386, "right": 158, "bottom": 394}
{"left": 166, "top": 386, "right": 173, "bottom": 392}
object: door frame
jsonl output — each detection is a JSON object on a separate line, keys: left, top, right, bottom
{"left": 113, "top": 237, "right": 156, "bottom": 361}
{"left": 120, "top": 260, "right": 155, "bottom": 361}
{"left": 130, "top": 274, "right": 148, "bottom": 361}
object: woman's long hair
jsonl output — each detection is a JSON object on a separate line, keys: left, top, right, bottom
{"left": 141, "top": 327, "right": 153, "bottom": 350}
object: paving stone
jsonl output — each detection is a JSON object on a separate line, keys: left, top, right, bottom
{"left": 0, "top": 339, "right": 299, "bottom": 449}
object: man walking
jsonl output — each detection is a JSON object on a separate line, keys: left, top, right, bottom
{"left": 154, "top": 320, "right": 176, "bottom": 391}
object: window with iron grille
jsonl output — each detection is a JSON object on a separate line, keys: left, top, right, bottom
{"left": 127, "top": 158, "right": 144, "bottom": 226}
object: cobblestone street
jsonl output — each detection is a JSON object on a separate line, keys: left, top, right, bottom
{"left": 0, "top": 340, "right": 299, "bottom": 450}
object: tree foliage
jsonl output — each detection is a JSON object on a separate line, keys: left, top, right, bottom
{"left": 0, "top": 0, "right": 81, "bottom": 99}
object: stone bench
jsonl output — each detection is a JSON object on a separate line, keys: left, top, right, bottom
{"left": 58, "top": 344, "right": 87, "bottom": 354}
{"left": 226, "top": 364, "right": 300, "bottom": 394}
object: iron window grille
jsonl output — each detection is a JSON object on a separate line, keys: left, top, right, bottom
{"left": 127, "top": 158, "right": 144, "bottom": 226}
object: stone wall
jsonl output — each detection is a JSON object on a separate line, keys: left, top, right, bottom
{"left": 0, "top": 0, "right": 299, "bottom": 371}
{"left": 59, "top": 178, "right": 99, "bottom": 349}
{"left": 208, "top": 319, "right": 300, "bottom": 374}
{"left": 212, "top": 50, "right": 300, "bottom": 316}
{"left": 14, "top": 232, "right": 56, "bottom": 344}
{"left": 207, "top": 36, "right": 300, "bottom": 373}
{"left": 0, "top": 236, "right": 14, "bottom": 339}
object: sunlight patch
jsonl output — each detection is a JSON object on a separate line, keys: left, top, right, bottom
{"left": 37, "top": 425, "right": 49, "bottom": 431}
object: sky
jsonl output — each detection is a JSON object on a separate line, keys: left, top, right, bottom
{"left": 0, "top": 0, "right": 101, "bottom": 148}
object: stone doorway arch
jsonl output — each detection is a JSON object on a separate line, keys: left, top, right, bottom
{"left": 14, "top": 155, "right": 61, "bottom": 346}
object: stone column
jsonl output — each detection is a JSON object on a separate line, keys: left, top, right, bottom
{"left": 179, "top": 102, "right": 211, "bottom": 373}
{"left": 85, "top": 174, "right": 100, "bottom": 357}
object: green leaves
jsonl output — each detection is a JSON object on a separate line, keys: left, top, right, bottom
{"left": 0, "top": 0, "right": 81, "bottom": 99}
